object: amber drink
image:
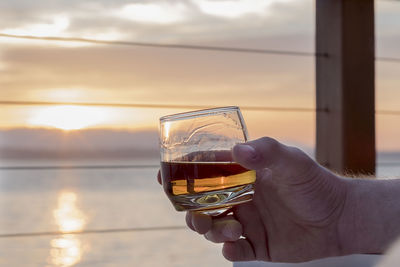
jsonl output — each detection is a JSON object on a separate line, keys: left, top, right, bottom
{"left": 159, "top": 107, "right": 255, "bottom": 216}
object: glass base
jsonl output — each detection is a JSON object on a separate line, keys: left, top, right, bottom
{"left": 170, "top": 183, "right": 254, "bottom": 216}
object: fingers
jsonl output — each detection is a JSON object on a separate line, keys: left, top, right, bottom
{"left": 157, "top": 170, "right": 162, "bottom": 185}
{"left": 204, "top": 216, "right": 242, "bottom": 243}
{"left": 186, "top": 212, "right": 212, "bottom": 234}
{"left": 223, "top": 239, "right": 256, "bottom": 262}
{"left": 187, "top": 212, "right": 242, "bottom": 243}
{"left": 232, "top": 137, "right": 313, "bottom": 175}
{"left": 234, "top": 203, "right": 270, "bottom": 261}
{"left": 232, "top": 137, "right": 286, "bottom": 170}
{"left": 220, "top": 204, "right": 270, "bottom": 262}
{"left": 186, "top": 211, "right": 260, "bottom": 262}
{"left": 192, "top": 212, "right": 212, "bottom": 234}
{"left": 185, "top": 212, "right": 195, "bottom": 231}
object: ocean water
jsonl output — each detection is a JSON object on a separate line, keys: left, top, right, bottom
{"left": 1, "top": 155, "right": 399, "bottom": 267}
{"left": 0, "top": 158, "right": 230, "bottom": 267}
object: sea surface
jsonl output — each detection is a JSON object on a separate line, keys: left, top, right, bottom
{"left": 0, "top": 157, "right": 229, "bottom": 267}
{"left": 1, "top": 155, "right": 399, "bottom": 267}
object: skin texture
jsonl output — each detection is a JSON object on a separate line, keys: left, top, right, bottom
{"left": 157, "top": 137, "right": 400, "bottom": 263}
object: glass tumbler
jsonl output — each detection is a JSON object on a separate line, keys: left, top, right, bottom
{"left": 159, "top": 106, "right": 256, "bottom": 216}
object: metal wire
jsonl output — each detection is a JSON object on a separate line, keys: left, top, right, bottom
{"left": 0, "top": 33, "right": 323, "bottom": 58}
{"left": 0, "top": 226, "right": 187, "bottom": 238}
{"left": 1, "top": 33, "right": 399, "bottom": 62}
{"left": 0, "top": 164, "right": 160, "bottom": 170}
{"left": 0, "top": 100, "right": 326, "bottom": 112}
{"left": 3, "top": 100, "right": 400, "bottom": 115}
{"left": 1, "top": 163, "right": 399, "bottom": 171}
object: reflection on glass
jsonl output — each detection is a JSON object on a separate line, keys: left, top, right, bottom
{"left": 49, "top": 191, "right": 88, "bottom": 266}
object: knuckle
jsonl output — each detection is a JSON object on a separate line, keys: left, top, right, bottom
{"left": 289, "top": 147, "right": 318, "bottom": 178}
{"left": 288, "top": 146, "right": 312, "bottom": 166}
{"left": 259, "top": 137, "right": 280, "bottom": 152}
{"left": 288, "top": 146, "right": 307, "bottom": 159}
{"left": 259, "top": 136, "right": 275, "bottom": 145}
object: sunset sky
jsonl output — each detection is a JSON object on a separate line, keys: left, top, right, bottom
{"left": 0, "top": 0, "right": 399, "bottom": 150}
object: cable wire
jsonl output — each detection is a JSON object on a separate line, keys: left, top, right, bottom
{"left": 0, "top": 164, "right": 160, "bottom": 170}
{"left": 0, "top": 100, "right": 325, "bottom": 112}
{"left": 1, "top": 33, "right": 399, "bottom": 62}
{"left": 0, "top": 159, "right": 398, "bottom": 171}
{"left": 0, "top": 226, "right": 187, "bottom": 238}
{"left": 2, "top": 162, "right": 399, "bottom": 171}
{"left": 3, "top": 100, "right": 400, "bottom": 115}
{"left": 0, "top": 33, "right": 322, "bottom": 58}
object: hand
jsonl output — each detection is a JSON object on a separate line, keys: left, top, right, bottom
{"left": 185, "top": 137, "right": 349, "bottom": 263}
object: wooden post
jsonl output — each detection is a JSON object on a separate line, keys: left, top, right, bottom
{"left": 316, "top": 0, "right": 375, "bottom": 175}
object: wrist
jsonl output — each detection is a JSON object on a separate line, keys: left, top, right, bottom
{"left": 338, "top": 177, "right": 400, "bottom": 255}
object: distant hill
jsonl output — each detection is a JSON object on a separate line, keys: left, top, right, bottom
{"left": 0, "top": 128, "right": 159, "bottom": 159}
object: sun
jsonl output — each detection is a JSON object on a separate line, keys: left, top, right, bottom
{"left": 28, "top": 105, "right": 111, "bottom": 130}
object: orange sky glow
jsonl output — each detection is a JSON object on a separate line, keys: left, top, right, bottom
{"left": 0, "top": 0, "right": 399, "bottom": 151}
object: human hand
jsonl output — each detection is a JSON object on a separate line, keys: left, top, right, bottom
{"left": 185, "top": 137, "right": 349, "bottom": 263}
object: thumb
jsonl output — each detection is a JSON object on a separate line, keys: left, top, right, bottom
{"left": 232, "top": 137, "right": 311, "bottom": 174}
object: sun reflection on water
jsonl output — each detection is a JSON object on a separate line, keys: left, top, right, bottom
{"left": 49, "top": 191, "right": 88, "bottom": 266}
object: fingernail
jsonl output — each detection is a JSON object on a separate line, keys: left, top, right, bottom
{"left": 235, "top": 144, "right": 256, "bottom": 160}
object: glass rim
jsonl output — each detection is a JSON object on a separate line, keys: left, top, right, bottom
{"left": 160, "top": 106, "right": 240, "bottom": 122}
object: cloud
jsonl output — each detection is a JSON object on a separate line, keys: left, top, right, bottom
{"left": 114, "top": 2, "right": 189, "bottom": 24}
{"left": 194, "top": 0, "right": 292, "bottom": 19}
{"left": 2, "top": 15, "right": 70, "bottom": 37}
{"left": 0, "top": 0, "right": 398, "bottom": 48}
{"left": 0, "top": 0, "right": 314, "bottom": 43}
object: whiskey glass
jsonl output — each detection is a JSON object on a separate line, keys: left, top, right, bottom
{"left": 159, "top": 106, "right": 255, "bottom": 216}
